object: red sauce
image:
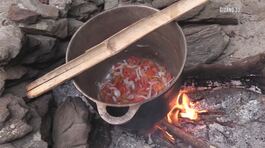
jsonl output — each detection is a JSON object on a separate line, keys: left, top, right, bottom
{"left": 98, "top": 56, "right": 173, "bottom": 104}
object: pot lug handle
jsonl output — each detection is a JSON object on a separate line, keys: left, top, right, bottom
{"left": 96, "top": 103, "right": 141, "bottom": 125}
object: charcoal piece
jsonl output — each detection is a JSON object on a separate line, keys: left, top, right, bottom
{"left": 88, "top": 118, "right": 112, "bottom": 148}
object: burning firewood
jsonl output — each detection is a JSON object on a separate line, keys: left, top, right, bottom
{"left": 153, "top": 89, "right": 216, "bottom": 148}
{"left": 167, "top": 89, "right": 207, "bottom": 124}
{"left": 158, "top": 120, "right": 216, "bottom": 148}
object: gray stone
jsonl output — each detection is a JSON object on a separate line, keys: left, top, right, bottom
{"left": 0, "top": 68, "right": 6, "bottom": 96}
{"left": 0, "top": 0, "right": 18, "bottom": 27}
{"left": 7, "top": 97, "right": 29, "bottom": 121}
{"left": 139, "top": 0, "right": 153, "bottom": 6}
{"left": 19, "top": 18, "right": 68, "bottom": 39}
{"left": 3, "top": 66, "right": 28, "bottom": 93}
{"left": 91, "top": 0, "right": 105, "bottom": 6}
{"left": 119, "top": 0, "right": 153, "bottom": 7}
{"left": 23, "top": 68, "right": 40, "bottom": 80}
{"left": 0, "top": 25, "right": 23, "bottom": 65}
{"left": 7, "top": 4, "right": 40, "bottom": 24}
{"left": 215, "top": 0, "right": 265, "bottom": 64}
{"left": 104, "top": 0, "right": 119, "bottom": 10}
{"left": 53, "top": 97, "right": 91, "bottom": 148}
{"left": 151, "top": 0, "right": 178, "bottom": 9}
{"left": 70, "top": 0, "right": 87, "bottom": 7}
{"left": 30, "top": 93, "right": 55, "bottom": 145}
{"left": 5, "top": 66, "right": 27, "bottom": 80}
{"left": 240, "top": 0, "right": 265, "bottom": 21}
{"left": 49, "top": 0, "right": 72, "bottom": 10}
{"left": 18, "top": 0, "right": 59, "bottom": 19}
{"left": 5, "top": 81, "right": 29, "bottom": 98}
{"left": 0, "top": 103, "right": 9, "bottom": 126}
{"left": 0, "top": 143, "right": 16, "bottom": 148}
{"left": 69, "top": 2, "right": 98, "bottom": 21}
{"left": 26, "top": 34, "right": 41, "bottom": 50}
{"left": 0, "top": 94, "right": 32, "bottom": 144}
{"left": 12, "top": 132, "right": 47, "bottom": 148}
{"left": 178, "top": 4, "right": 205, "bottom": 21}
{"left": 68, "top": 18, "right": 83, "bottom": 37}
{"left": 49, "top": 0, "right": 72, "bottom": 17}
{"left": 183, "top": 25, "right": 229, "bottom": 68}
{"left": 55, "top": 41, "right": 69, "bottom": 59}
{"left": 28, "top": 93, "right": 53, "bottom": 117}
{"left": 0, "top": 94, "right": 47, "bottom": 147}
{"left": 21, "top": 35, "right": 57, "bottom": 64}
{"left": 0, "top": 121, "right": 32, "bottom": 144}
{"left": 11, "top": 107, "right": 47, "bottom": 148}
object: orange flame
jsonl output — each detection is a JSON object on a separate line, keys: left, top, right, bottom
{"left": 167, "top": 90, "right": 207, "bottom": 124}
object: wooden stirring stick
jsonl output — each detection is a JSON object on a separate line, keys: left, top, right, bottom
{"left": 26, "top": 0, "right": 208, "bottom": 99}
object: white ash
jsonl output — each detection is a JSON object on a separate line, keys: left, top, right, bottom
{"left": 179, "top": 88, "right": 265, "bottom": 148}
{"left": 235, "top": 100, "right": 260, "bottom": 124}
{"left": 109, "top": 127, "right": 151, "bottom": 148}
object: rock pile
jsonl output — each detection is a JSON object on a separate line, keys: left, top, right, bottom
{"left": 0, "top": 0, "right": 98, "bottom": 147}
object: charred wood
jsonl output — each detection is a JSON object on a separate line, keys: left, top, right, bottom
{"left": 159, "top": 120, "right": 216, "bottom": 148}
{"left": 183, "top": 52, "right": 265, "bottom": 80}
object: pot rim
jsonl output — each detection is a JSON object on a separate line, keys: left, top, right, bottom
{"left": 66, "top": 5, "right": 187, "bottom": 107}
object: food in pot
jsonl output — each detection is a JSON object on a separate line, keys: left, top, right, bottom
{"left": 98, "top": 56, "right": 173, "bottom": 104}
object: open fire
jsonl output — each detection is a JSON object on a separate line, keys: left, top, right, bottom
{"left": 167, "top": 89, "right": 207, "bottom": 124}
{"left": 153, "top": 89, "right": 214, "bottom": 148}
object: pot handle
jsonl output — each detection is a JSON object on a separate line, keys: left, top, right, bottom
{"left": 96, "top": 103, "right": 141, "bottom": 125}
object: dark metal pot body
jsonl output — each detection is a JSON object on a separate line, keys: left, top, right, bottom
{"left": 66, "top": 5, "right": 187, "bottom": 126}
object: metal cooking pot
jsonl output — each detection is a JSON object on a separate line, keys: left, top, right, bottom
{"left": 66, "top": 5, "right": 187, "bottom": 125}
